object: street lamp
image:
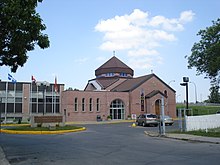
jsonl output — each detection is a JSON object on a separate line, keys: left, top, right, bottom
{"left": 36, "top": 81, "right": 50, "bottom": 115}
{"left": 189, "top": 81, "right": 197, "bottom": 104}
{"left": 169, "top": 80, "right": 175, "bottom": 85}
{"left": 180, "top": 77, "right": 189, "bottom": 110}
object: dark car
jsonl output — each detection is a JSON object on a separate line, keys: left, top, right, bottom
{"left": 136, "top": 114, "right": 158, "bottom": 127}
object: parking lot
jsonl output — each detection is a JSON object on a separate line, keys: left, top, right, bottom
{"left": 0, "top": 122, "right": 220, "bottom": 165}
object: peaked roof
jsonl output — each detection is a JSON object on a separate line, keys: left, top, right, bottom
{"left": 111, "top": 74, "right": 154, "bottom": 92}
{"left": 145, "top": 90, "right": 168, "bottom": 99}
{"left": 111, "top": 73, "right": 176, "bottom": 93}
{"left": 95, "top": 56, "right": 134, "bottom": 76}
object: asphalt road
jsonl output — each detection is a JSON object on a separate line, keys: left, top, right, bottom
{"left": 0, "top": 122, "right": 220, "bottom": 165}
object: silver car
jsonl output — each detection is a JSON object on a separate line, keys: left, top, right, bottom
{"left": 136, "top": 114, "right": 158, "bottom": 127}
{"left": 163, "top": 115, "right": 174, "bottom": 126}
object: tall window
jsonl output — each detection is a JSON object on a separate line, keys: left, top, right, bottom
{"left": 74, "top": 97, "right": 78, "bottom": 112}
{"left": 89, "top": 98, "right": 93, "bottom": 112}
{"left": 82, "top": 98, "right": 85, "bottom": 112}
{"left": 110, "top": 99, "right": 125, "bottom": 120}
{"left": 164, "top": 90, "right": 167, "bottom": 97}
{"left": 96, "top": 98, "right": 100, "bottom": 112}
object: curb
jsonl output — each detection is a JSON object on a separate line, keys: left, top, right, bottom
{"left": 0, "top": 127, "right": 86, "bottom": 135}
{"left": 144, "top": 131, "right": 220, "bottom": 144}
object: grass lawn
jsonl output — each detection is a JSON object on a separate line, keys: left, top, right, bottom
{"left": 172, "top": 127, "right": 220, "bottom": 138}
{"left": 176, "top": 104, "right": 220, "bottom": 116}
{"left": 5, "top": 125, "right": 83, "bottom": 131}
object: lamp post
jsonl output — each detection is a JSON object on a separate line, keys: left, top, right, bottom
{"left": 189, "top": 81, "right": 197, "bottom": 104}
{"left": 169, "top": 80, "right": 175, "bottom": 85}
{"left": 180, "top": 77, "right": 189, "bottom": 109}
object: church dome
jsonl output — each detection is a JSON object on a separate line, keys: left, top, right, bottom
{"left": 95, "top": 56, "right": 134, "bottom": 78}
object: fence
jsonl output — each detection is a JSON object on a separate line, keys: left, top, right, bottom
{"left": 185, "top": 114, "right": 220, "bottom": 131}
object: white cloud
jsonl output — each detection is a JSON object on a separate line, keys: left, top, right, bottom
{"left": 95, "top": 9, "right": 195, "bottom": 70}
{"left": 179, "top": 10, "right": 195, "bottom": 24}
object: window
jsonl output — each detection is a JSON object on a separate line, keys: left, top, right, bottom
{"left": 120, "top": 73, "right": 127, "bottom": 77}
{"left": 82, "top": 98, "right": 85, "bottom": 112}
{"left": 74, "top": 97, "right": 78, "bottom": 112}
{"left": 89, "top": 98, "right": 93, "bottom": 112}
{"left": 109, "top": 99, "right": 125, "bottom": 120}
{"left": 96, "top": 98, "right": 100, "bottom": 112}
{"left": 164, "top": 90, "right": 167, "bottom": 97}
{"left": 106, "top": 73, "right": 114, "bottom": 77}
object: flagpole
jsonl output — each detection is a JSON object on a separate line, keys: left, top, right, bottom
{"left": 52, "top": 85, "right": 54, "bottom": 113}
{"left": 4, "top": 81, "right": 8, "bottom": 123}
{"left": 54, "top": 90, "right": 56, "bottom": 114}
{"left": 14, "top": 83, "right": 16, "bottom": 114}
{"left": 37, "top": 84, "right": 38, "bottom": 113}
{"left": 30, "top": 81, "right": 32, "bottom": 115}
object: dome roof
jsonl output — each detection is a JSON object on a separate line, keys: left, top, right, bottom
{"left": 95, "top": 56, "right": 134, "bottom": 77}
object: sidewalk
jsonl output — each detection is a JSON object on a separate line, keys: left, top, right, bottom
{"left": 144, "top": 131, "right": 220, "bottom": 144}
{"left": 0, "top": 147, "right": 10, "bottom": 165}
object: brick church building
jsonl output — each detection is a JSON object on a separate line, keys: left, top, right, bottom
{"left": 62, "top": 56, "right": 176, "bottom": 122}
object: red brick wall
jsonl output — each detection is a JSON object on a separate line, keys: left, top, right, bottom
{"left": 61, "top": 75, "right": 176, "bottom": 122}
{"left": 62, "top": 90, "right": 129, "bottom": 122}
{"left": 130, "top": 76, "right": 176, "bottom": 118}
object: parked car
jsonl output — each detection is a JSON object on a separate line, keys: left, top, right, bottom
{"left": 216, "top": 111, "right": 220, "bottom": 114}
{"left": 136, "top": 114, "right": 158, "bottom": 127}
{"left": 163, "top": 115, "right": 174, "bottom": 126}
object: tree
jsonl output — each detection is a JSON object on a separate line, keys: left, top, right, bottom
{"left": 187, "top": 18, "right": 220, "bottom": 101}
{"left": 0, "top": 0, "right": 49, "bottom": 72}
{"left": 187, "top": 18, "right": 220, "bottom": 82}
{"left": 208, "top": 85, "right": 220, "bottom": 103}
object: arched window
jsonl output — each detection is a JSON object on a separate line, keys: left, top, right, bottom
{"left": 74, "top": 97, "right": 78, "bottom": 112}
{"left": 82, "top": 98, "right": 85, "bottom": 112}
{"left": 89, "top": 98, "right": 93, "bottom": 112}
{"left": 110, "top": 99, "right": 125, "bottom": 120}
{"left": 164, "top": 90, "right": 167, "bottom": 97}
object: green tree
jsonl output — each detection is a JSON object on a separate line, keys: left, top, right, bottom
{"left": 208, "top": 85, "right": 220, "bottom": 103}
{"left": 187, "top": 18, "right": 220, "bottom": 82}
{"left": 0, "top": 0, "right": 49, "bottom": 72}
{"left": 187, "top": 18, "right": 220, "bottom": 101}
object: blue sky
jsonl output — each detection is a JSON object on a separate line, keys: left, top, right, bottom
{"left": 1, "top": 0, "right": 219, "bottom": 103}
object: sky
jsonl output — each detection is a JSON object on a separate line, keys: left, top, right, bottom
{"left": 0, "top": 0, "right": 219, "bottom": 103}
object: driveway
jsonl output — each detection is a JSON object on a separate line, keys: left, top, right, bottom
{"left": 0, "top": 122, "right": 219, "bottom": 165}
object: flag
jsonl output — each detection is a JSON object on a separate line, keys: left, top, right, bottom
{"left": 31, "top": 75, "right": 36, "bottom": 83}
{"left": 54, "top": 76, "right": 58, "bottom": 93}
{"left": 8, "top": 73, "right": 16, "bottom": 83}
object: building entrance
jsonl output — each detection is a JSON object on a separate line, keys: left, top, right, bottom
{"left": 110, "top": 99, "right": 125, "bottom": 120}
{"left": 155, "top": 99, "right": 161, "bottom": 116}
